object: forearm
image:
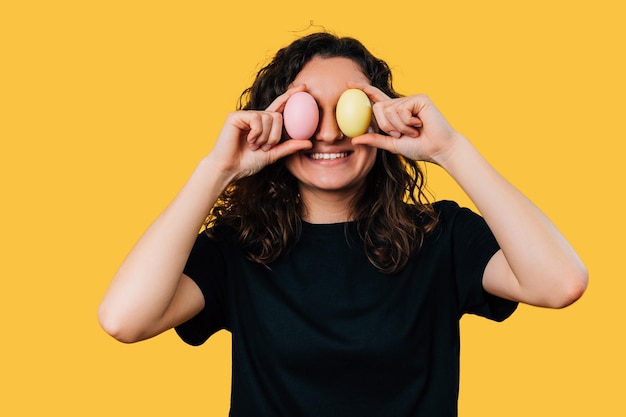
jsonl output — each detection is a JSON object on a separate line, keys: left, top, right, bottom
{"left": 98, "top": 155, "right": 235, "bottom": 339}
{"left": 435, "top": 134, "right": 588, "bottom": 307}
{"left": 351, "top": 89, "right": 587, "bottom": 307}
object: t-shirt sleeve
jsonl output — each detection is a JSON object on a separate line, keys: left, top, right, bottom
{"left": 442, "top": 201, "right": 518, "bottom": 321}
{"left": 174, "top": 231, "right": 229, "bottom": 346}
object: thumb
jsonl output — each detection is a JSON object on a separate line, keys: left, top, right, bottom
{"left": 267, "top": 139, "right": 313, "bottom": 162}
{"left": 351, "top": 133, "right": 400, "bottom": 154}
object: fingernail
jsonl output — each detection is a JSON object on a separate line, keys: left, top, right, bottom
{"left": 390, "top": 131, "right": 401, "bottom": 138}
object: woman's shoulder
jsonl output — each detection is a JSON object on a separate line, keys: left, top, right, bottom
{"left": 200, "top": 222, "right": 239, "bottom": 245}
{"left": 427, "top": 200, "right": 494, "bottom": 242}
{"left": 431, "top": 199, "right": 462, "bottom": 214}
{"left": 424, "top": 200, "right": 486, "bottom": 235}
{"left": 407, "top": 200, "right": 461, "bottom": 228}
{"left": 430, "top": 200, "right": 479, "bottom": 221}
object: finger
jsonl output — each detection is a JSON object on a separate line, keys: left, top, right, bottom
{"left": 383, "top": 107, "right": 413, "bottom": 136}
{"left": 398, "top": 103, "right": 423, "bottom": 128}
{"left": 266, "top": 137, "right": 313, "bottom": 161}
{"left": 254, "top": 113, "right": 274, "bottom": 150}
{"left": 370, "top": 101, "right": 417, "bottom": 138}
{"left": 391, "top": 107, "right": 421, "bottom": 138}
{"left": 265, "top": 84, "right": 308, "bottom": 113}
{"left": 261, "top": 113, "right": 284, "bottom": 151}
{"left": 371, "top": 102, "right": 399, "bottom": 137}
{"left": 347, "top": 81, "right": 390, "bottom": 103}
{"left": 269, "top": 112, "right": 284, "bottom": 145}
{"left": 351, "top": 133, "right": 400, "bottom": 154}
{"left": 246, "top": 113, "right": 264, "bottom": 147}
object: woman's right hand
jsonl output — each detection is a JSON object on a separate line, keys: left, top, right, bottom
{"left": 99, "top": 87, "right": 315, "bottom": 343}
{"left": 208, "top": 85, "right": 313, "bottom": 181}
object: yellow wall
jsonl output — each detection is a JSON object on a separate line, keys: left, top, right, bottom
{"left": 1, "top": 1, "right": 623, "bottom": 415}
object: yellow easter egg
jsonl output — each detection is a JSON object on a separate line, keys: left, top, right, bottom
{"left": 336, "top": 89, "right": 372, "bottom": 137}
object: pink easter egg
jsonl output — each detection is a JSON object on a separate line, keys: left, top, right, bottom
{"left": 283, "top": 92, "right": 319, "bottom": 140}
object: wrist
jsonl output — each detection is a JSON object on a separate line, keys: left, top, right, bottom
{"left": 429, "top": 132, "right": 469, "bottom": 169}
{"left": 195, "top": 154, "right": 238, "bottom": 192}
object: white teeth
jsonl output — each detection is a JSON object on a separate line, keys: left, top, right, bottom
{"left": 309, "top": 152, "right": 349, "bottom": 160}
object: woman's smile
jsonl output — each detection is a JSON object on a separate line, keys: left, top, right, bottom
{"left": 284, "top": 56, "right": 377, "bottom": 204}
{"left": 306, "top": 151, "right": 351, "bottom": 161}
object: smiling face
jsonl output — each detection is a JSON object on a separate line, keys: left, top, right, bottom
{"left": 284, "top": 56, "right": 377, "bottom": 219}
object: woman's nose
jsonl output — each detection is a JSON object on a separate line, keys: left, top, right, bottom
{"left": 314, "top": 112, "right": 344, "bottom": 143}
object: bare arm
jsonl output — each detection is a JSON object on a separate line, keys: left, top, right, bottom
{"left": 97, "top": 156, "right": 233, "bottom": 343}
{"left": 434, "top": 134, "right": 587, "bottom": 308}
{"left": 98, "top": 87, "right": 312, "bottom": 343}
{"left": 352, "top": 86, "right": 588, "bottom": 308}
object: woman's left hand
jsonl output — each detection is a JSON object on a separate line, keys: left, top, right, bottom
{"left": 349, "top": 82, "right": 460, "bottom": 165}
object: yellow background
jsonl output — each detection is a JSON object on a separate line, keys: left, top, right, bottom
{"left": 1, "top": 0, "right": 623, "bottom": 415}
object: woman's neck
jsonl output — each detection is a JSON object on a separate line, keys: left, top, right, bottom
{"left": 299, "top": 187, "right": 358, "bottom": 224}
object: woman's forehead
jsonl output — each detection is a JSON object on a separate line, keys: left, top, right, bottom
{"left": 296, "top": 57, "right": 366, "bottom": 79}
{"left": 290, "top": 56, "right": 369, "bottom": 92}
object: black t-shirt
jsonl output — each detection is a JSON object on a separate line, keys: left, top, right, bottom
{"left": 175, "top": 200, "right": 517, "bottom": 416}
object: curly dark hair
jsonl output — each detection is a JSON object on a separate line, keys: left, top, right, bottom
{"left": 207, "top": 32, "right": 438, "bottom": 274}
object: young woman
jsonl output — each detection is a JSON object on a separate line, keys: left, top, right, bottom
{"left": 98, "top": 33, "right": 587, "bottom": 416}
